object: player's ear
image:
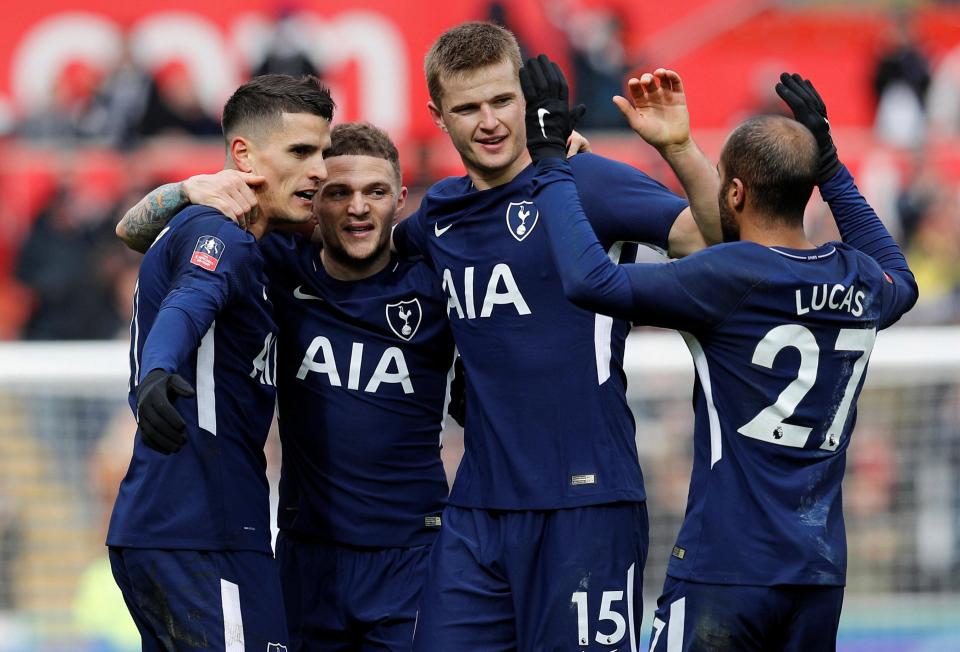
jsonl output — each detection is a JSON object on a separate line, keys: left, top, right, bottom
{"left": 229, "top": 136, "right": 255, "bottom": 173}
{"left": 728, "top": 177, "right": 746, "bottom": 211}
{"left": 396, "top": 185, "right": 408, "bottom": 214}
{"left": 427, "top": 101, "right": 447, "bottom": 132}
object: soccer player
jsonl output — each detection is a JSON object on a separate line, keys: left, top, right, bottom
{"left": 107, "top": 74, "right": 333, "bottom": 651}
{"left": 526, "top": 64, "right": 918, "bottom": 650}
{"left": 391, "top": 24, "right": 721, "bottom": 651}
{"left": 116, "top": 122, "right": 457, "bottom": 651}
{"left": 262, "top": 122, "right": 456, "bottom": 651}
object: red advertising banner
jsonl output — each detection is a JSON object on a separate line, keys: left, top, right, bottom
{"left": 5, "top": 1, "right": 960, "bottom": 138}
{"left": 2, "top": 1, "right": 505, "bottom": 142}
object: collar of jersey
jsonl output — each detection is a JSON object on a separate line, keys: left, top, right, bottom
{"left": 310, "top": 252, "right": 403, "bottom": 291}
{"left": 425, "top": 163, "right": 537, "bottom": 221}
{"left": 767, "top": 243, "right": 838, "bottom": 261}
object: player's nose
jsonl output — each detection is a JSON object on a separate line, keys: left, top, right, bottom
{"left": 308, "top": 157, "right": 327, "bottom": 183}
{"left": 478, "top": 104, "right": 498, "bottom": 130}
{"left": 346, "top": 192, "right": 368, "bottom": 216}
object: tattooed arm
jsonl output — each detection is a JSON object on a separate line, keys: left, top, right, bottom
{"left": 116, "top": 183, "right": 190, "bottom": 253}
{"left": 117, "top": 171, "right": 265, "bottom": 253}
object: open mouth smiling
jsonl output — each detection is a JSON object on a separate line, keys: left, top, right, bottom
{"left": 345, "top": 223, "right": 374, "bottom": 236}
{"left": 477, "top": 135, "right": 507, "bottom": 146}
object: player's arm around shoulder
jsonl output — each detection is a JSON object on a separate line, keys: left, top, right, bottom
{"left": 117, "top": 170, "right": 265, "bottom": 254}
{"left": 117, "top": 181, "right": 190, "bottom": 253}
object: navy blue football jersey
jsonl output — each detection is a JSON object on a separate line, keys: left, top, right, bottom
{"left": 533, "top": 159, "right": 918, "bottom": 586}
{"left": 261, "top": 233, "right": 454, "bottom": 548}
{"left": 393, "top": 153, "right": 688, "bottom": 509}
{"left": 108, "top": 206, "right": 278, "bottom": 553}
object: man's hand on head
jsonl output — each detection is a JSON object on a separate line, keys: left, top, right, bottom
{"left": 775, "top": 73, "right": 841, "bottom": 184}
{"left": 519, "top": 54, "right": 586, "bottom": 162}
{"left": 183, "top": 170, "right": 265, "bottom": 229}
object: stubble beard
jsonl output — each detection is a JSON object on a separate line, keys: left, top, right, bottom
{"left": 718, "top": 194, "right": 740, "bottom": 243}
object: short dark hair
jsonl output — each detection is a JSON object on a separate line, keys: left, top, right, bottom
{"left": 221, "top": 74, "right": 334, "bottom": 141}
{"left": 325, "top": 122, "right": 401, "bottom": 184}
{"left": 719, "top": 115, "right": 818, "bottom": 226}
{"left": 425, "top": 22, "right": 522, "bottom": 108}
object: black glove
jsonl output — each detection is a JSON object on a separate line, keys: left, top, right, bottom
{"left": 136, "top": 368, "right": 195, "bottom": 454}
{"left": 447, "top": 356, "right": 466, "bottom": 428}
{"left": 519, "top": 54, "right": 586, "bottom": 162}
{"left": 775, "top": 72, "right": 841, "bottom": 184}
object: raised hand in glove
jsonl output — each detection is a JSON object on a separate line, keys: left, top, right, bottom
{"left": 519, "top": 54, "right": 586, "bottom": 162}
{"left": 775, "top": 73, "right": 841, "bottom": 184}
{"left": 136, "top": 369, "right": 196, "bottom": 454}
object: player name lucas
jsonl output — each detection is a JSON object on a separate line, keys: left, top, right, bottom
{"left": 795, "top": 282, "right": 866, "bottom": 317}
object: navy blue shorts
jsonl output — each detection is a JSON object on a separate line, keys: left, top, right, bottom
{"left": 648, "top": 576, "right": 844, "bottom": 652}
{"left": 413, "top": 502, "right": 648, "bottom": 652}
{"left": 276, "top": 532, "right": 431, "bottom": 652}
{"left": 108, "top": 547, "right": 287, "bottom": 652}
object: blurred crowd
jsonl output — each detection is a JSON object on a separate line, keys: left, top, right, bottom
{"left": 2, "top": 6, "right": 960, "bottom": 343}
{"left": 868, "top": 18, "right": 960, "bottom": 324}
{"left": 15, "top": 10, "right": 321, "bottom": 150}
{"left": 1, "top": 14, "right": 325, "bottom": 342}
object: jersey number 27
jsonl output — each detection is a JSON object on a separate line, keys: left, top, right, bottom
{"left": 738, "top": 325, "right": 877, "bottom": 451}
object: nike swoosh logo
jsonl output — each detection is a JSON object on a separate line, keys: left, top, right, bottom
{"left": 434, "top": 222, "right": 453, "bottom": 237}
{"left": 293, "top": 286, "right": 324, "bottom": 301}
{"left": 538, "top": 108, "right": 550, "bottom": 139}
